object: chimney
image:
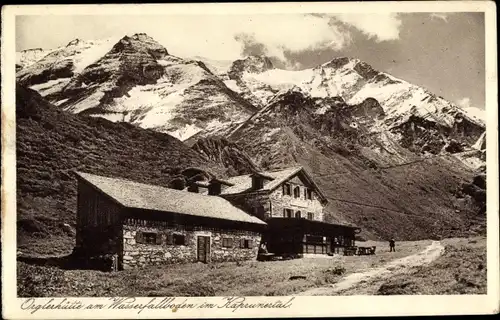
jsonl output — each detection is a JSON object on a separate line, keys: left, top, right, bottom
{"left": 251, "top": 175, "right": 264, "bottom": 190}
{"left": 208, "top": 182, "right": 222, "bottom": 196}
{"left": 187, "top": 184, "right": 199, "bottom": 193}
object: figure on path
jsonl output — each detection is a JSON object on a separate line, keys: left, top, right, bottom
{"left": 389, "top": 238, "right": 396, "bottom": 252}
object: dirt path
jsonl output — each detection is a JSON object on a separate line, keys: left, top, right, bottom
{"left": 298, "top": 241, "right": 445, "bottom": 296}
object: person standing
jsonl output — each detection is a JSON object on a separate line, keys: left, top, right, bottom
{"left": 389, "top": 238, "right": 396, "bottom": 252}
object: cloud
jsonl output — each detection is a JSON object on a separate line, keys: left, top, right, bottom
{"left": 18, "top": 13, "right": 401, "bottom": 67}
{"left": 456, "top": 97, "right": 472, "bottom": 109}
{"left": 430, "top": 13, "right": 450, "bottom": 22}
{"left": 229, "top": 14, "right": 352, "bottom": 62}
{"left": 456, "top": 97, "right": 485, "bottom": 121}
{"left": 331, "top": 13, "right": 402, "bottom": 41}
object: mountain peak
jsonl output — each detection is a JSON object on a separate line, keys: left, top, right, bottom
{"left": 110, "top": 33, "right": 169, "bottom": 59}
{"left": 228, "top": 55, "right": 274, "bottom": 79}
{"left": 20, "top": 48, "right": 44, "bottom": 53}
{"left": 66, "top": 38, "right": 84, "bottom": 47}
{"left": 321, "top": 56, "right": 359, "bottom": 69}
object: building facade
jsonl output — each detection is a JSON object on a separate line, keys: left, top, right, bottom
{"left": 73, "top": 172, "right": 266, "bottom": 271}
{"left": 197, "top": 167, "right": 360, "bottom": 256}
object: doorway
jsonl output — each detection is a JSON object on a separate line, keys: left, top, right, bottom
{"left": 197, "top": 236, "right": 210, "bottom": 263}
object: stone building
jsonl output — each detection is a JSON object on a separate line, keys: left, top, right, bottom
{"left": 73, "top": 172, "right": 266, "bottom": 270}
{"left": 189, "top": 166, "right": 360, "bottom": 256}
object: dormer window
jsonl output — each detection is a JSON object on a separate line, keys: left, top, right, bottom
{"left": 250, "top": 172, "right": 274, "bottom": 191}
{"left": 208, "top": 178, "right": 234, "bottom": 195}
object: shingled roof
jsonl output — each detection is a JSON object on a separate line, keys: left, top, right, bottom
{"left": 75, "top": 172, "right": 266, "bottom": 225}
{"left": 221, "top": 166, "right": 328, "bottom": 203}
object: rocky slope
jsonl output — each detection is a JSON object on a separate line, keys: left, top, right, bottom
{"left": 228, "top": 87, "right": 485, "bottom": 240}
{"left": 190, "top": 136, "right": 259, "bottom": 176}
{"left": 16, "top": 84, "right": 226, "bottom": 255}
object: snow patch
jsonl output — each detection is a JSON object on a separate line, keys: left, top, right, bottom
{"left": 223, "top": 80, "right": 241, "bottom": 93}
{"left": 29, "top": 78, "right": 72, "bottom": 97}
{"left": 166, "top": 124, "right": 202, "bottom": 141}
{"left": 72, "top": 37, "right": 120, "bottom": 73}
{"left": 472, "top": 131, "right": 486, "bottom": 150}
{"left": 53, "top": 98, "right": 69, "bottom": 106}
{"left": 262, "top": 128, "right": 281, "bottom": 142}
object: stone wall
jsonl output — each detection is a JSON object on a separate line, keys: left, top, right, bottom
{"left": 122, "top": 219, "right": 261, "bottom": 270}
{"left": 269, "top": 184, "right": 324, "bottom": 221}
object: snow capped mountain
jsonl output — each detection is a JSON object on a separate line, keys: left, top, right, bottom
{"left": 224, "top": 56, "right": 485, "bottom": 129}
{"left": 16, "top": 48, "right": 52, "bottom": 69}
{"left": 17, "top": 34, "right": 485, "bottom": 157}
{"left": 17, "top": 34, "right": 257, "bottom": 140}
{"left": 17, "top": 37, "right": 120, "bottom": 97}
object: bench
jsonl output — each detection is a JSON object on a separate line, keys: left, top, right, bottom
{"left": 344, "top": 247, "right": 357, "bottom": 256}
{"left": 357, "top": 246, "right": 376, "bottom": 255}
{"left": 257, "top": 253, "right": 276, "bottom": 261}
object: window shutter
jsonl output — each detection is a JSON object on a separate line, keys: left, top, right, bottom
{"left": 155, "top": 233, "right": 163, "bottom": 245}
{"left": 240, "top": 239, "right": 245, "bottom": 248}
{"left": 247, "top": 240, "right": 253, "bottom": 248}
{"left": 135, "top": 231, "right": 144, "bottom": 244}
{"left": 283, "top": 209, "right": 286, "bottom": 217}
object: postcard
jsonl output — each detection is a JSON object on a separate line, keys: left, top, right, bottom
{"left": 2, "top": 2, "right": 498, "bottom": 319}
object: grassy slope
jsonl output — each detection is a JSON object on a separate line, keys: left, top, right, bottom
{"left": 17, "top": 241, "right": 431, "bottom": 297}
{"left": 375, "top": 237, "right": 487, "bottom": 295}
{"left": 231, "top": 114, "right": 484, "bottom": 241}
{"left": 336, "top": 237, "right": 487, "bottom": 295}
{"left": 16, "top": 85, "right": 224, "bottom": 256}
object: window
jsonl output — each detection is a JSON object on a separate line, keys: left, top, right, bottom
{"left": 306, "top": 189, "right": 313, "bottom": 200}
{"left": 283, "top": 183, "right": 291, "bottom": 196}
{"left": 166, "top": 233, "right": 186, "bottom": 245}
{"left": 293, "top": 186, "right": 300, "bottom": 198}
{"left": 173, "top": 234, "right": 186, "bottom": 245}
{"left": 222, "top": 238, "right": 233, "bottom": 248}
{"left": 252, "top": 205, "right": 265, "bottom": 218}
{"left": 295, "top": 211, "right": 301, "bottom": 219}
{"left": 307, "top": 212, "right": 314, "bottom": 220}
{"left": 136, "top": 231, "right": 162, "bottom": 245}
{"left": 306, "top": 235, "right": 324, "bottom": 244}
{"left": 240, "top": 239, "right": 253, "bottom": 249}
{"left": 283, "top": 208, "right": 293, "bottom": 218}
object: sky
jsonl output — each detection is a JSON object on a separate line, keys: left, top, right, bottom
{"left": 16, "top": 12, "right": 485, "bottom": 111}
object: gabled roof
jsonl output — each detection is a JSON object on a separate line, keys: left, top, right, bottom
{"left": 220, "top": 166, "right": 328, "bottom": 204}
{"left": 74, "top": 172, "right": 266, "bottom": 225}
